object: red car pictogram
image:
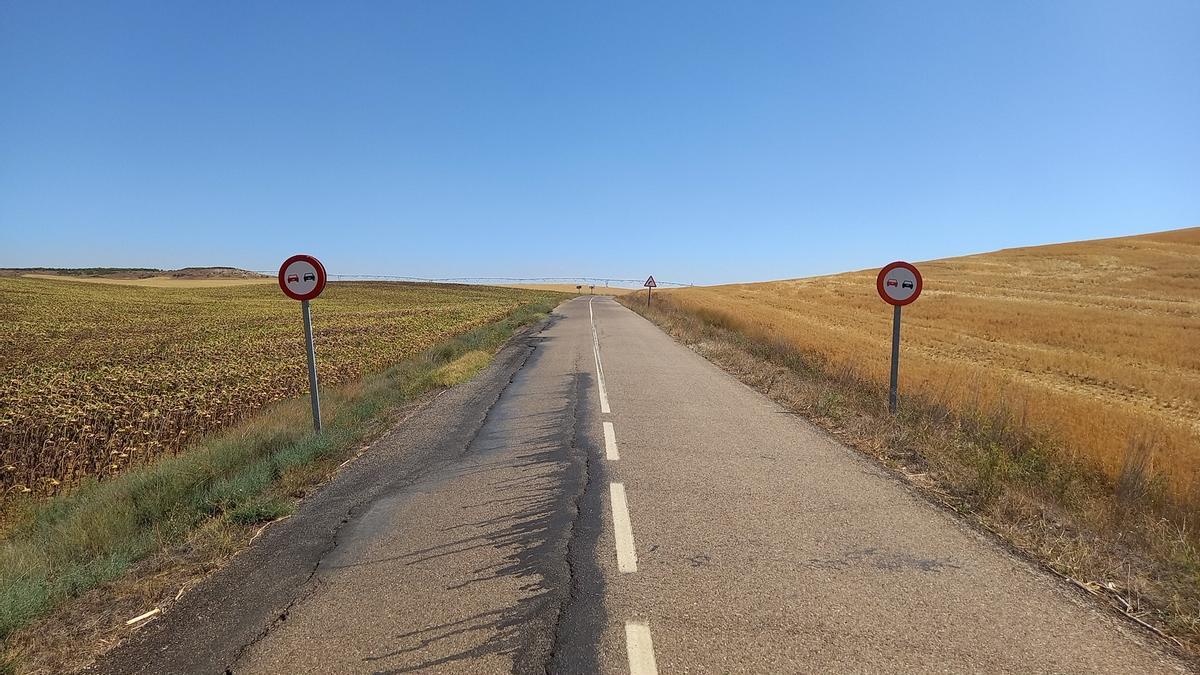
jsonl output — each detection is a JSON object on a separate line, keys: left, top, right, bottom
{"left": 886, "top": 279, "right": 898, "bottom": 287}
{"left": 287, "top": 274, "right": 299, "bottom": 283}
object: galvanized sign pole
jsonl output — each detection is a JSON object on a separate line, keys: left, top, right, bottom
{"left": 888, "top": 304, "right": 902, "bottom": 414}
{"left": 876, "top": 261, "right": 923, "bottom": 414}
{"left": 301, "top": 299, "right": 322, "bottom": 432}
{"left": 279, "top": 254, "right": 328, "bottom": 433}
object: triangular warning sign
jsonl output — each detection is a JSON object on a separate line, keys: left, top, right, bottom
{"left": 644, "top": 276, "right": 657, "bottom": 288}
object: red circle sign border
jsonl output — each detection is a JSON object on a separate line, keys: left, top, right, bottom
{"left": 278, "top": 254, "right": 327, "bottom": 301}
{"left": 876, "top": 261, "right": 923, "bottom": 306}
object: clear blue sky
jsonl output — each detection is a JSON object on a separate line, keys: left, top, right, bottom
{"left": 2, "top": 1, "right": 1197, "bottom": 284}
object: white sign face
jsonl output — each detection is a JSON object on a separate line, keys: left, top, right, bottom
{"left": 880, "top": 265, "right": 919, "bottom": 304}
{"left": 281, "top": 259, "right": 322, "bottom": 297}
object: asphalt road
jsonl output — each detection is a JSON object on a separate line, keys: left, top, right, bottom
{"left": 92, "top": 296, "right": 1185, "bottom": 673}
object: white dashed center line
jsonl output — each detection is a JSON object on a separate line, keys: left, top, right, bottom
{"left": 625, "top": 621, "right": 659, "bottom": 675}
{"left": 603, "top": 421, "right": 620, "bottom": 460}
{"left": 609, "top": 482, "right": 638, "bottom": 573}
{"left": 589, "top": 298, "right": 611, "bottom": 414}
{"left": 589, "top": 299, "right": 658, "bottom": 667}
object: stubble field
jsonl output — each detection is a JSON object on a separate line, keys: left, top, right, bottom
{"left": 0, "top": 277, "right": 558, "bottom": 498}
{"left": 664, "top": 228, "right": 1200, "bottom": 503}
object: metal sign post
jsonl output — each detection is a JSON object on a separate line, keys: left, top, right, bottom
{"left": 644, "top": 275, "right": 657, "bottom": 306}
{"left": 301, "top": 299, "right": 322, "bottom": 432}
{"left": 888, "top": 304, "right": 902, "bottom": 413}
{"left": 876, "top": 261, "right": 923, "bottom": 414}
{"left": 279, "top": 254, "right": 328, "bottom": 432}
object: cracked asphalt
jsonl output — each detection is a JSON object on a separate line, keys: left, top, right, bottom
{"left": 88, "top": 297, "right": 1186, "bottom": 673}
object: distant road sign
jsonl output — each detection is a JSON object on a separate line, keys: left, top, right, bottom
{"left": 644, "top": 276, "right": 657, "bottom": 288}
{"left": 278, "top": 254, "right": 327, "bottom": 301}
{"left": 876, "top": 261, "right": 922, "bottom": 306}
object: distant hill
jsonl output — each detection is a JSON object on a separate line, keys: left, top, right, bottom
{"left": 0, "top": 266, "right": 266, "bottom": 279}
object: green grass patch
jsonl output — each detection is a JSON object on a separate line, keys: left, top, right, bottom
{"left": 0, "top": 300, "right": 555, "bottom": 641}
{"left": 431, "top": 350, "right": 493, "bottom": 387}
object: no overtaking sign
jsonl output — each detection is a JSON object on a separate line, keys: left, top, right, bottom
{"left": 876, "top": 261, "right": 922, "bottom": 306}
{"left": 876, "top": 260, "right": 923, "bottom": 413}
{"left": 279, "top": 254, "right": 327, "bottom": 301}
{"left": 278, "top": 254, "right": 327, "bottom": 431}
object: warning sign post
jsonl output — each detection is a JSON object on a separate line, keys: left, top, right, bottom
{"left": 644, "top": 275, "right": 657, "bottom": 306}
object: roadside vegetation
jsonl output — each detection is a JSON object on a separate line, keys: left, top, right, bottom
{"left": 621, "top": 228, "right": 1200, "bottom": 655}
{"left": 0, "top": 277, "right": 557, "bottom": 501}
{"left": 0, "top": 297, "right": 558, "bottom": 669}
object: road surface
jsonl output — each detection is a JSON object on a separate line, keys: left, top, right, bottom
{"left": 91, "top": 296, "right": 1185, "bottom": 674}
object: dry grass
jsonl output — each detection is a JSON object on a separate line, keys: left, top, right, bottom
{"left": 622, "top": 292, "right": 1200, "bottom": 655}
{"left": 0, "top": 278, "right": 559, "bottom": 502}
{"left": 621, "top": 227, "right": 1200, "bottom": 654}
{"left": 664, "top": 227, "right": 1200, "bottom": 503}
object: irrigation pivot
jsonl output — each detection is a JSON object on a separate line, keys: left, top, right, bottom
{"left": 876, "top": 261, "right": 923, "bottom": 414}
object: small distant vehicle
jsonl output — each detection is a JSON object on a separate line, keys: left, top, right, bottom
{"left": 902, "top": 280, "right": 914, "bottom": 289}
{"left": 303, "top": 272, "right": 316, "bottom": 282}
{"left": 287, "top": 274, "right": 300, "bottom": 283}
{"left": 886, "top": 279, "right": 898, "bottom": 287}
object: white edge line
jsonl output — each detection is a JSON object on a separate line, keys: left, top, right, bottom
{"left": 610, "top": 482, "right": 638, "bottom": 573}
{"left": 625, "top": 621, "right": 659, "bottom": 675}
{"left": 603, "top": 421, "right": 620, "bottom": 460}
{"left": 589, "top": 298, "right": 611, "bottom": 414}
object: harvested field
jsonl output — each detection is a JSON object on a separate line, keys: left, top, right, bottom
{"left": 0, "top": 277, "right": 559, "bottom": 498}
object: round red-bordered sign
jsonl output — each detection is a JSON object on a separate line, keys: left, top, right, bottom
{"left": 278, "top": 254, "right": 327, "bottom": 301}
{"left": 876, "top": 261, "right": 922, "bottom": 306}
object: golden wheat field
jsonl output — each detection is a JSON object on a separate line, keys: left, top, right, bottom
{"left": 665, "top": 228, "right": 1200, "bottom": 500}
{"left": 0, "top": 277, "right": 558, "bottom": 496}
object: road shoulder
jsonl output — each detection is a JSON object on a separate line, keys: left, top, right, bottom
{"left": 78, "top": 316, "right": 556, "bottom": 674}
